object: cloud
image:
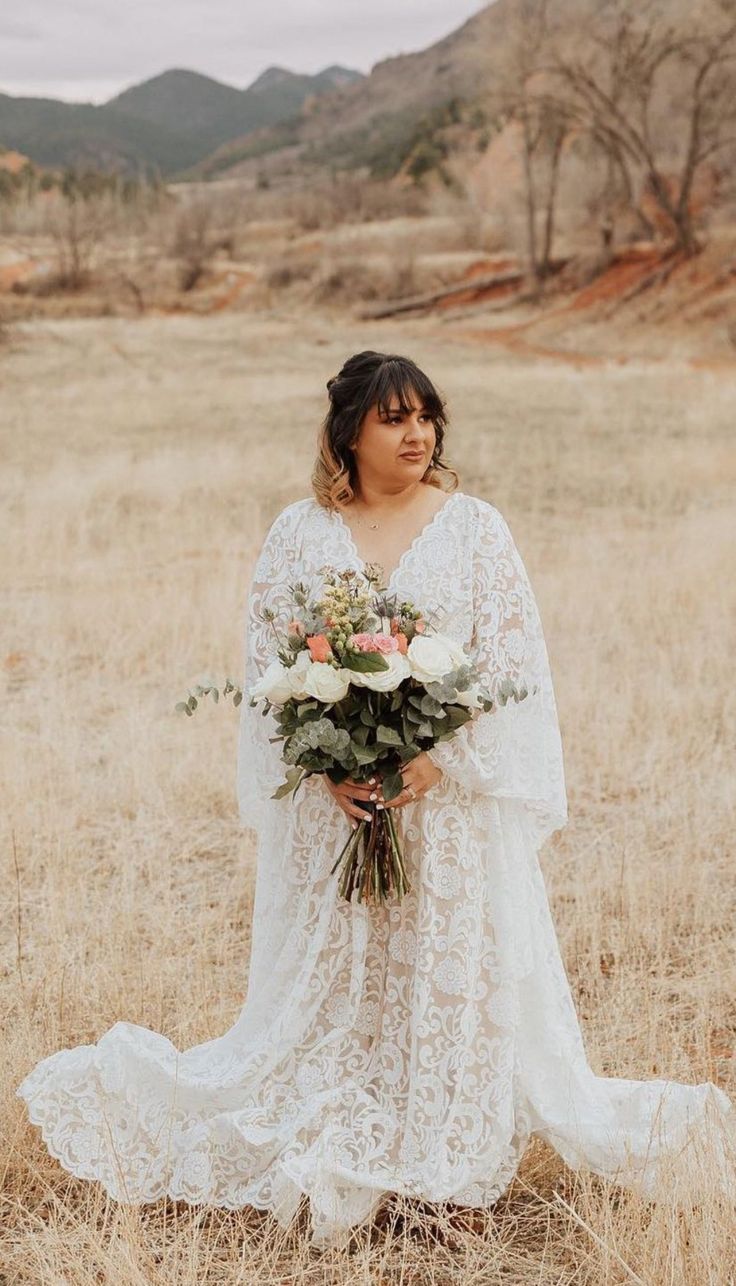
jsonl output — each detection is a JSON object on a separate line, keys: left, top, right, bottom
{"left": 0, "top": 0, "right": 488, "bottom": 103}
{"left": 0, "top": 18, "right": 42, "bottom": 40}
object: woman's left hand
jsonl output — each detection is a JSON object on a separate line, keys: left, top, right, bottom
{"left": 376, "top": 751, "right": 444, "bottom": 809}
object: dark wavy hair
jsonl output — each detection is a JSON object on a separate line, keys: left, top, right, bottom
{"left": 311, "top": 350, "right": 460, "bottom": 510}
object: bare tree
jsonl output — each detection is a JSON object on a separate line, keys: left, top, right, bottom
{"left": 47, "top": 189, "right": 113, "bottom": 290}
{"left": 170, "top": 198, "right": 217, "bottom": 292}
{"left": 168, "top": 190, "right": 244, "bottom": 291}
{"left": 542, "top": 0, "right": 736, "bottom": 255}
{"left": 493, "top": 0, "right": 571, "bottom": 290}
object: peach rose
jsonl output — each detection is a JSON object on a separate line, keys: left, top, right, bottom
{"left": 306, "top": 633, "right": 333, "bottom": 662}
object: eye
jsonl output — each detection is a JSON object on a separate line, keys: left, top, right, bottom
{"left": 386, "top": 412, "right": 433, "bottom": 425}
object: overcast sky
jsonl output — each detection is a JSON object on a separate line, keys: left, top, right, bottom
{"left": 1, "top": 0, "right": 488, "bottom": 103}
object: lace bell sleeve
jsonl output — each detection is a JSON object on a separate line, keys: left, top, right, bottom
{"left": 236, "top": 502, "right": 304, "bottom": 833}
{"left": 425, "top": 499, "right": 568, "bottom": 848}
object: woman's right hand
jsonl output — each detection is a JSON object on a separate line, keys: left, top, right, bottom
{"left": 321, "top": 773, "right": 384, "bottom": 828}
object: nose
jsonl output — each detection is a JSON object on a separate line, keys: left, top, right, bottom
{"left": 403, "top": 413, "right": 429, "bottom": 444}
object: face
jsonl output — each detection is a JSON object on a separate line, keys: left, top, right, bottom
{"left": 351, "top": 392, "right": 436, "bottom": 487}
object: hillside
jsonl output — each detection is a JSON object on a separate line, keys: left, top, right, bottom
{"left": 186, "top": 0, "right": 711, "bottom": 192}
{"left": 0, "top": 64, "right": 363, "bottom": 176}
{"left": 186, "top": 1, "right": 518, "bottom": 182}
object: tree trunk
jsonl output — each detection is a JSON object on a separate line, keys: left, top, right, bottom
{"left": 540, "top": 127, "right": 565, "bottom": 280}
{"left": 520, "top": 110, "right": 541, "bottom": 290}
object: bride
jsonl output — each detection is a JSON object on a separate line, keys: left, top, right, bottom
{"left": 17, "top": 349, "right": 734, "bottom": 1248}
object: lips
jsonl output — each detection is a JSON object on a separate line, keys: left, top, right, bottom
{"left": 400, "top": 452, "right": 425, "bottom": 460}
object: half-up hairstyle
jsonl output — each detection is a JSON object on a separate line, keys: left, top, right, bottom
{"left": 311, "top": 350, "right": 460, "bottom": 510}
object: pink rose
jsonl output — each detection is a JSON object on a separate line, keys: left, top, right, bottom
{"left": 349, "top": 632, "right": 399, "bottom": 654}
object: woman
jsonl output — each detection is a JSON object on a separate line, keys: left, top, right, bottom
{"left": 17, "top": 350, "right": 734, "bottom": 1249}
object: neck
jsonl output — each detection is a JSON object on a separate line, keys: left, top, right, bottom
{"left": 350, "top": 480, "right": 426, "bottom": 512}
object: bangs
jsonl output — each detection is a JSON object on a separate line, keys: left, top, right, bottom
{"left": 371, "top": 359, "right": 446, "bottom": 425}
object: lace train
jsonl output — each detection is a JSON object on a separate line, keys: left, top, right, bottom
{"left": 17, "top": 798, "right": 735, "bottom": 1248}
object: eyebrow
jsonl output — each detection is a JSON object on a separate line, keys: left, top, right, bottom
{"left": 381, "top": 405, "right": 427, "bottom": 416}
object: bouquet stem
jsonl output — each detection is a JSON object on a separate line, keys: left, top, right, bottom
{"left": 330, "top": 799, "right": 411, "bottom": 906}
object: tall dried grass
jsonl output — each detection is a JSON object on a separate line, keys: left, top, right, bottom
{"left": 1, "top": 310, "right": 734, "bottom": 1283}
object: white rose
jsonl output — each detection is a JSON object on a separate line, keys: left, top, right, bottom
{"left": 455, "top": 682, "right": 484, "bottom": 708}
{"left": 303, "top": 661, "right": 351, "bottom": 703}
{"left": 407, "top": 634, "right": 461, "bottom": 684}
{"left": 286, "top": 648, "right": 313, "bottom": 700}
{"left": 249, "top": 658, "right": 294, "bottom": 705}
{"left": 352, "top": 651, "right": 411, "bottom": 692}
{"left": 441, "top": 633, "right": 471, "bottom": 668}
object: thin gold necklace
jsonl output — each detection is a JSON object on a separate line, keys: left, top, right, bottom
{"left": 349, "top": 487, "right": 425, "bottom": 531}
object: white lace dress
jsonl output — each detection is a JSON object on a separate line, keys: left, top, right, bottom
{"left": 16, "top": 491, "right": 734, "bottom": 1248}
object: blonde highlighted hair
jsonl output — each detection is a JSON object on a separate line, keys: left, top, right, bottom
{"left": 311, "top": 350, "right": 460, "bottom": 510}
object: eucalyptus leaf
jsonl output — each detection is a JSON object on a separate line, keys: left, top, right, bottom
{"left": 444, "top": 705, "right": 472, "bottom": 729}
{"left": 420, "top": 694, "right": 444, "bottom": 717}
{"left": 376, "top": 724, "right": 403, "bottom": 746}
{"left": 381, "top": 771, "right": 404, "bottom": 801}
{"left": 271, "top": 765, "right": 304, "bottom": 800}
{"left": 403, "top": 705, "right": 423, "bottom": 723}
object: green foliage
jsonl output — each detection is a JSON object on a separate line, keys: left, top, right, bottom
{"left": 407, "top": 139, "right": 448, "bottom": 182}
{"left": 174, "top": 676, "right": 242, "bottom": 716}
{"left": 341, "top": 650, "right": 390, "bottom": 673}
{"left": 308, "top": 95, "right": 468, "bottom": 185}
{"left": 0, "top": 160, "right": 154, "bottom": 207}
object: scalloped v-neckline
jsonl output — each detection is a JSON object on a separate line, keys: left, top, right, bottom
{"left": 328, "top": 491, "right": 464, "bottom": 591}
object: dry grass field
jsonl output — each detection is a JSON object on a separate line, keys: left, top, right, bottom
{"left": 1, "top": 306, "right": 735, "bottom": 1283}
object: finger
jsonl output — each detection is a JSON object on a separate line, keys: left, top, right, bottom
{"left": 324, "top": 778, "right": 370, "bottom": 800}
{"left": 342, "top": 800, "right": 374, "bottom": 823}
{"left": 325, "top": 786, "right": 366, "bottom": 819}
{"left": 378, "top": 791, "right": 408, "bottom": 810}
{"left": 341, "top": 778, "right": 382, "bottom": 796}
{"left": 337, "top": 784, "right": 375, "bottom": 801}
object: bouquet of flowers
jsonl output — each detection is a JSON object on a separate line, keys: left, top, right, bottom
{"left": 178, "top": 564, "right": 531, "bottom": 906}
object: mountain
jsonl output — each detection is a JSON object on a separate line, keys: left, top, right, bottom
{"left": 0, "top": 63, "right": 363, "bottom": 176}
{"left": 186, "top": 3, "right": 515, "bottom": 181}
{"left": 186, "top": 0, "right": 706, "bottom": 189}
{"left": 249, "top": 64, "right": 360, "bottom": 95}
{"left": 0, "top": 93, "right": 202, "bottom": 174}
